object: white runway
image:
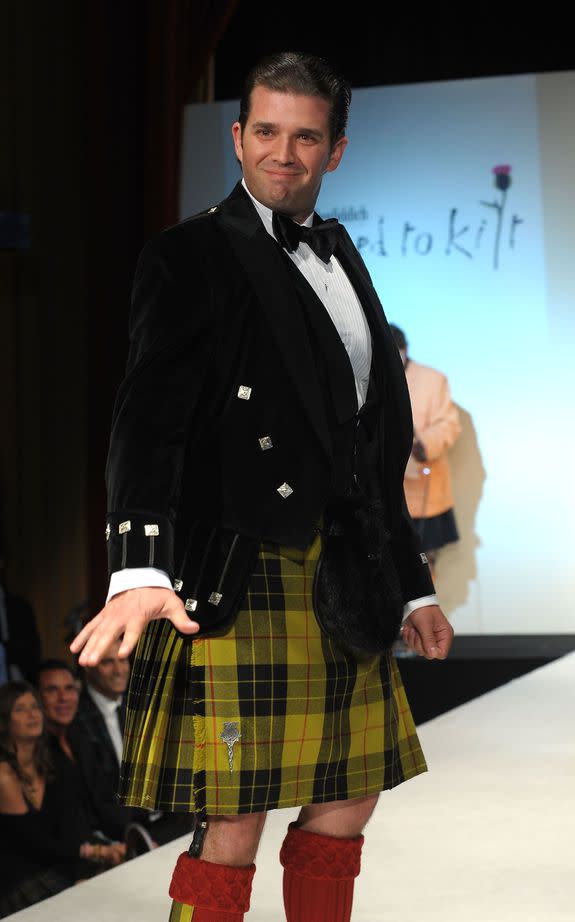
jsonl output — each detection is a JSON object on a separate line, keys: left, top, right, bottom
{"left": 10, "top": 652, "right": 574, "bottom": 922}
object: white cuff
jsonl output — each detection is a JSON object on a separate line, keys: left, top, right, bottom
{"left": 402, "top": 594, "right": 439, "bottom": 622}
{"left": 107, "top": 567, "right": 174, "bottom": 603}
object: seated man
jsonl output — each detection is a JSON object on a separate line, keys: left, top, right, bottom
{"left": 36, "top": 659, "right": 127, "bottom": 845}
{"left": 76, "top": 642, "right": 193, "bottom": 855}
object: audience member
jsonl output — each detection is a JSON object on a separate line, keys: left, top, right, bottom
{"left": 389, "top": 324, "right": 461, "bottom": 576}
{"left": 36, "top": 659, "right": 128, "bottom": 846}
{"left": 76, "top": 640, "right": 193, "bottom": 855}
{"left": 0, "top": 553, "right": 41, "bottom": 686}
{"left": 0, "top": 681, "right": 123, "bottom": 916}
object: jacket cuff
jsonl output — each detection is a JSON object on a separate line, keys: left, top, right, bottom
{"left": 105, "top": 511, "right": 175, "bottom": 578}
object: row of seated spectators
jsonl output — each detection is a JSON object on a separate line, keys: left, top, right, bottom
{"left": 0, "top": 643, "right": 193, "bottom": 917}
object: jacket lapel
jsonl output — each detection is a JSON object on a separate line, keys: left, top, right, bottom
{"left": 217, "top": 183, "right": 332, "bottom": 460}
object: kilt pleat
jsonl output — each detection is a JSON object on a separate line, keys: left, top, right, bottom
{"left": 118, "top": 534, "right": 426, "bottom": 815}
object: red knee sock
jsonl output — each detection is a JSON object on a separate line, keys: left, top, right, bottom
{"left": 169, "top": 851, "right": 256, "bottom": 921}
{"left": 280, "top": 823, "right": 364, "bottom": 922}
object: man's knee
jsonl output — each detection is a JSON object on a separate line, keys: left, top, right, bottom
{"left": 200, "top": 811, "right": 267, "bottom": 865}
{"left": 297, "top": 794, "right": 379, "bottom": 838}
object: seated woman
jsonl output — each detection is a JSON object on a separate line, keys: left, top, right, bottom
{"left": 0, "top": 681, "right": 125, "bottom": 916}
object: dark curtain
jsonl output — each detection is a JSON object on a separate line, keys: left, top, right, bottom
{"left": 145, "top": 0, "right": 240, "bottom": 234}
{"left": 86, "top": 0, "right": 239, "bottom": 611}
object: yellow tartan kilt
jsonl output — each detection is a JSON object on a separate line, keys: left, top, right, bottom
{"left": 118, "top": 533, "right": 426, "bottom": 815}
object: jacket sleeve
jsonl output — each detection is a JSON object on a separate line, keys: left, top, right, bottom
{"left": 391, "top": 492, "right": 436, "bottom": 602}
{"left": 417, "top": 373, "right": 461, "bottom": 462}
{"left": 105, "top": 234, "right": 218, "bottom": 579}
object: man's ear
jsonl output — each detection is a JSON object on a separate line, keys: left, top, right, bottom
{"left": 325, "top": 135, "right": 348, "bottom": 174}
{"left": 232, "top": 122, "right": 243, "bottom": 163}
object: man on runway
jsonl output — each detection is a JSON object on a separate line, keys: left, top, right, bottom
{"left": 72, "top": 51, "right": 453, "bottom": 922}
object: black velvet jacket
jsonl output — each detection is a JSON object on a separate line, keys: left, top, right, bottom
{"left": 105, "top": 182, "right": 434, "bottom": 634}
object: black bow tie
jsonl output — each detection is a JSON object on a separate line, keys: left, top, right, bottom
{"left": 272, "top": 211, "right": 341, "bottom": 264}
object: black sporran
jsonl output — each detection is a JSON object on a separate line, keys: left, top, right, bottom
{"left": 313, "top": 494, "right": 404, "bottom": 659}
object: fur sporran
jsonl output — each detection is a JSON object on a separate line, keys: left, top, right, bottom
{"left": 312, "top": 494, "right": 404, "bottom": 659}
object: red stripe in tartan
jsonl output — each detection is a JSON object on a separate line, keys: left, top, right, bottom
{"left": 123, "top": 723, "right": 395, "bottom": 750}
{"left": 294, "top": 561, "right": 312, "bottom": 805}
{"left": 206, "top": 637, "right": 220, "bottom": 814}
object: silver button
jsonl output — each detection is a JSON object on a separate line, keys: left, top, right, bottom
{"left": 119, "top": 520, "right": 131, "bottom": 534}
{"left": 277, "top": 482, "right": 293, "bottom": 499}
{"left": 144, "top": 524, "right": 159, "bottom": 537}
{"left": 208, "top": 592, "right": 223, "bottom": 606}
{"left": 174, "top": 579, "right": 183, "bottom": 592}
{"left": 105, "top": 524, "right": 111, "bottom": 541}
{"left": 237, "top": 385, "right": 252, "bottom": 400}
{"left": 259, "top": 436, "right": 273, "bottom": 451}
{"left": 420, "top": 553, "right": 428, "bottom": 564}
{"left": 185, "top": 598, "right": 198, "bottom": 612}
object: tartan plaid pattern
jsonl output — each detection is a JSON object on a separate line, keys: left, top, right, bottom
{"left": 118, "top": 534, "right": 426, "bottom": 816}
{"left": 168, "top": 902, "right": 193, "bottom": 921}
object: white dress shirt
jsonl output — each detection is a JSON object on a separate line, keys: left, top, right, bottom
{"left": 108, "top": 183, "right": 438, "bottom": 617}
{"left": 87, "top": 683, "right": 124, "bottom": 765}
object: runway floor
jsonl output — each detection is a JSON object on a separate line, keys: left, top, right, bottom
{"left": 9, "top": 651, "right": 574, "bottom": 922}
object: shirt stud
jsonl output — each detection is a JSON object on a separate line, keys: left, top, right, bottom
{"left": 118, "top": 520, "right": 131, "bottom": 534}
{"left": 277, "top": 482, "right": 293, "bottom": 499}
{"left": 105, "top": 524, "right": 111, "bottom": 541}
{"left": 259, "top": 436, "right": 273, "bottom": 451}
{"left": 208, "top": 592, "right": 223, "bottom": 606}
{"left": 144, "top": 524, "right": 159, "bottom": 537}
{"left": 420, "top": 553, "right": 428, "bottom": 564}
{"left": 185, "top": 598, "right": 198, "bottom": 612}
{"left": 174, "top": 579, "right": 183, "bottom": 592}
{"left": 237, "top": 385, "right": 252, "bottom": 400}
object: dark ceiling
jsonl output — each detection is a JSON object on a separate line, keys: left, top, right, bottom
{"left": 214, "top": 5, "right": 573, "bottom": 100}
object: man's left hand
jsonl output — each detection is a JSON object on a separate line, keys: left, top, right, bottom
{"left": 400, "top": 605, "right": 454, "bottom": 659}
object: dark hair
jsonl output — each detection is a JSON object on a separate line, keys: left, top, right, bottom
{"left": 0, "top": 681, "right": 53, "bottom": 784}
{"left": 238, "top": 51, "right": 351, "bottom": 148}
{"left": 35, "top": 658, "right": 77, "bottom": 685}
{"left": 389, "top": 324, "right": 407, "bottom": 351}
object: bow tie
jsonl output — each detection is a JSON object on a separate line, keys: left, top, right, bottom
{"left": 272, "top": 211, "right": 341, "bottom": 264}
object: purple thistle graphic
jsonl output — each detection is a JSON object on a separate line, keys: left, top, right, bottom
{"left": 492, "top": 164, "right": 512, "bottom": 192}
{"left": 480, "top": 165, "right": 513, "bottom": 269}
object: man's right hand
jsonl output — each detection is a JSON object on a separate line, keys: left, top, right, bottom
{"left": 69, "top": 587, "right": 199, "bottom": 666}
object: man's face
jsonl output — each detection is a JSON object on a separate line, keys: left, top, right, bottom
{"left": 232, "top": 86, "right": 347, "bottom": 223}
{"left": 38, "top": 669, "right": 79, "bottom": 730}
{"left": 84, "top": 640, "right": 130, "bottom": 700}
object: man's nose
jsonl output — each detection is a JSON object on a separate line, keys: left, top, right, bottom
{"left": 272, "top": 134, "right": 296, "bottom": 164}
